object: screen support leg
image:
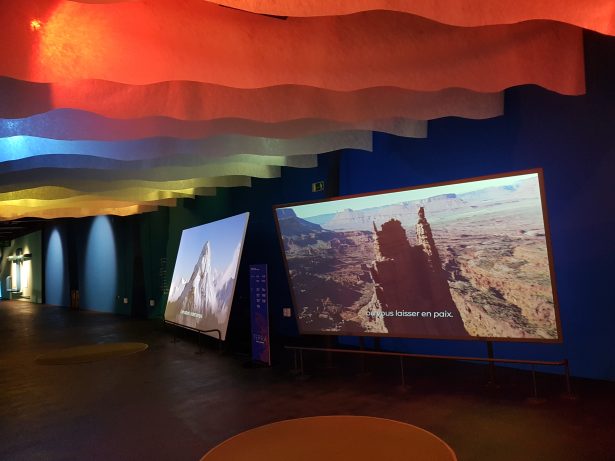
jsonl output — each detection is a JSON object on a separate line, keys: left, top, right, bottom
{"left": 526, "top": 364, "right": 546, "bottom": 404}
{"left": 486, "top": 341, "right": 497, "bottom": 388}
{"left": 196, "top": 331, "right": 204, "bottom": 355}
{"left": 324, "top": 336, "right": 335, "bottom": 369}
{"left": 397, "top": 355, "right": 411, "bottom": 392}
{"left": 294, "top": 349, "right": 310, "bottom": 381}
{"left": 290, "top": 348, "right": 306, "bottom": 379}
{"left": 359, "top": 336, "right": 367, "bottom": 375}
{"left": 299, "top": 349, "right": 304, "bottom": 376}
{"left": 561, "top": 359, "right": 577, "bottom": 400}
{"left": 215, "top": 330, "right": 222, "bottom": 354}
{"left": 358, "top": 337, "right": 369, "bottom": 376}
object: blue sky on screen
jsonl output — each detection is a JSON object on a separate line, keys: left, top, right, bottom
{"left": 171, "top": 212, "right": 249, "bottom": 283}
{"left": 285, "top": 173, "right": 538, "bottom": 219}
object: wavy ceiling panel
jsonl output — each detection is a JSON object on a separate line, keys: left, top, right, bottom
{"left": 71, "top": 0, "right": 139, "bottom": 3}
{"left": 1, "top": 196, "right": 178, "bottom": 209}
{"left": 0, "top": 154, "right": 318, "bottom": 173}
{"left": 0, "top": 163, "right": 285, "bottom": 186}
{"left": 0, "top": 110, "right": 430, "bottom": 141}
{"left": 204, "top": 0, "right": 615, "bottom": 36}
{"left": 0, "top": 79, "right": 504, "bottom": 122}
{"left": 1, "top": 0, "right": 596, "bottom": 220}
{"left": 0, "top": 132, "right": 371, "bottom": 161}
{"left": 0, "top": 186, "right": 216, "bottom": 201}
{"left": 0, "top": 162, "right": 268, "bottom": 217}
{"left": 0, "top": 170, "right": 253, "bottom": 195}
{"left": 0, "top": 204, "right": 160, "bottom": 220}
{"left": 1, "top": 1, "right": 584, "bottom": 93}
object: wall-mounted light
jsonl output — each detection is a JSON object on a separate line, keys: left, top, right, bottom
{"left": 7, "top": 255, "right": 27, "bottom": 261}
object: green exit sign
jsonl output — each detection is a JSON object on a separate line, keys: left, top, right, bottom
{"left": 312, "top": 181, "right": 325, "bottom": 192}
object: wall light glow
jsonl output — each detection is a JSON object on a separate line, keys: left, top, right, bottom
{"left": 45, "top": 227, "right": 69, "bottom": 306}
{"left": 83, "top": 216, "right": 117, "bottom": 313}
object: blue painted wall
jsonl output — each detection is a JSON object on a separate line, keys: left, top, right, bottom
{"left": 336, "top": 32, "right": 615, "bottom": 381}
{"left": 44, "top": 225, "right": 69, "bottom": 306}
{"left": 43, "top": 215, "right": 135, "bottom": 315}
{"left": 81, "top": 216, "right": 119, "bottom": 313}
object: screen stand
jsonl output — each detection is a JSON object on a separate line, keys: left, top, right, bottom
{"left": 194, "top": 329, "right": 222, "bottom": 355}
{"left": 290, "top": 348, "right": 310, "bottom": 381}
{"left": 397, "top": 355, "right": 410, "bottom": 393}
{"left": 561, "top": 360, "right": 576, "bottom": 401}
{"left": 525, "top": 364, "right": 547, "bottom": 405}
{"left": 324, "top": 336, "right": 336, "bottom": 370}
{"left": 356, "top": 337, "right": 371, "bottom": 378}
{"left": 485, "top": 341, "right": 498, "bottom": 389}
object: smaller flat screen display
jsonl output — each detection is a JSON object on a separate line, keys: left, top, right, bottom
{"left": 274, "top": 170, "right": 561, "bottom": 342}
{"left": 164, "top": 212, "right": 249, "bottom": 340}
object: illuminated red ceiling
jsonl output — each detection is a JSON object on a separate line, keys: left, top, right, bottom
{"left": 0, "top": 0, "right": 605, "bottom": 219}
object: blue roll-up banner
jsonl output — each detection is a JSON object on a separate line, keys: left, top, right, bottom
{"left": 250, "top": 264, "right": 271, "bottom": 365}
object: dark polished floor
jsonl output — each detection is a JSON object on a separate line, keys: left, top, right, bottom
{"left": 1, "top": 301, "right": 614, "bottom": 461}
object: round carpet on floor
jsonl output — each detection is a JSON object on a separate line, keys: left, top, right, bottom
{"left": 36, "top": 342, "right": 148, "bottom": 365}
{"left": 201, "top": 415, "right": 457, "bottom": 461}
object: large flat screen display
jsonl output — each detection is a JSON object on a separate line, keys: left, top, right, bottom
{"left": 164, "top": 212, "right": 249, "bottom": 340}
{"left": 274, "top": 170, "right": 561, "bottom": 341}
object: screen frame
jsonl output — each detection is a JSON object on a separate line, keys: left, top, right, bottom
{"left": 273, "top": 168, "right": 563, "bottom": 343}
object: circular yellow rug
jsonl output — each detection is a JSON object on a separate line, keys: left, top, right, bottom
{"left": 201, "top": 416, "right": 457, "bottom": 461}
{"left": 36, "top": 342, "right": 148, "bottom": 365}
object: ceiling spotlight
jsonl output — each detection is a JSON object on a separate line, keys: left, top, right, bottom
{"left": 30, "top": 19, "right": 42, "bottom": 31}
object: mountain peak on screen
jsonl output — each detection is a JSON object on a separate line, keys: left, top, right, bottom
{"left": 276, "top": 208, "right": 297, "bottom": 219}
{"left": 197, "top": 241, "right": 212, "bottom": 275}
